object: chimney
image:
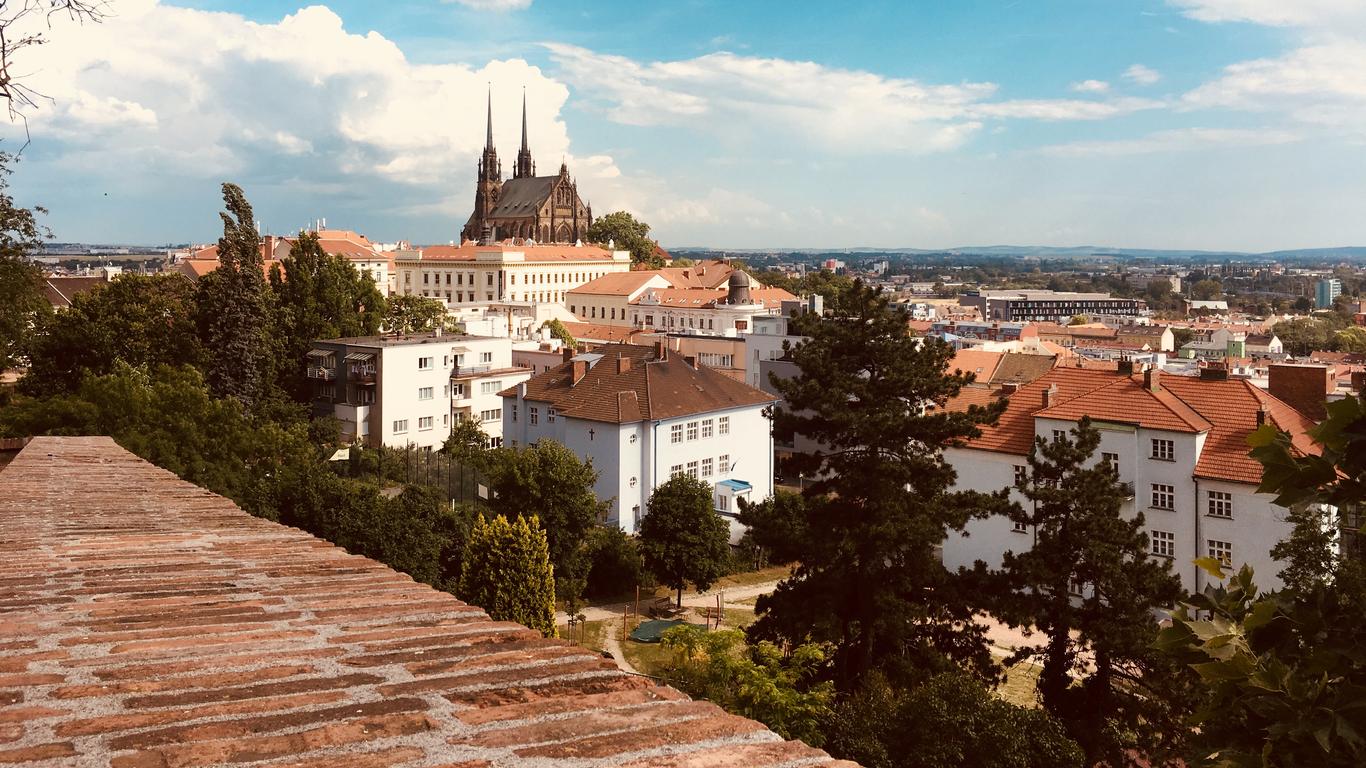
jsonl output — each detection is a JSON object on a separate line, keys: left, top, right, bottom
{"left": 1256, "top": 408, "right": 1268, "bottom": 426}
{"left": 1042, "top": 383, "right": 1058, "bottom": 408}
{"left": 571, "top": 359, "right": 588, "bottom": 385}
{"left": 1117, "top": 358, "right": 1134, "bottom": 376}
{"left": 684, "top": 354, "right": 697, "bottom": 369}
{"left": 1268, "top": 363, "right": 1332, "bottom": 421}
{"left": 1199, "top": 363, "right": 1229, "bottom": 381}
{"left": 562, "top": 347, "right": 574, "bottom": 362}
{"left": 617, "top": 355, "right": 631, "bottom": 374}
{"left": 1145, "top": 367, "right": 1161, "bottom": 392}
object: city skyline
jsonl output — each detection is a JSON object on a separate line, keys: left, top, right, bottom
{"left": 6, "top": 0, "right": 1366, "bottom": 250}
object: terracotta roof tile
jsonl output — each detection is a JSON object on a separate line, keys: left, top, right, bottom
{"left": 558, "top": 321, "right": 650, "bottom": 343}
{"left": 508, "top": 344, "right": 777, "bottom": 423}
{"left": 42, "top": 276, "right": 105, "bottom": 308}
{"left": 948, "top": 350, "right": 1004, "bottom": 382}
{"left": 0, "top": 437, "right": 852, "bottom": 767}
{"left": 988, "top": 353, "right": 1057, "bottom": 386}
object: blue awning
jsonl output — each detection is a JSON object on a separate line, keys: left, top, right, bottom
{"left": 717, "top": 479, "right": 752, "bottom": 492}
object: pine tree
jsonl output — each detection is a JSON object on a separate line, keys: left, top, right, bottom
{"left": 752, "top": 280, "right": 1011, "bottom": 690}
{"left": 987, "top": 417, "right": 1184, "bottom": 765}
{"left": 638, "top": 475, "right": 732, "bottom": 607}
{"left": 458, "top": 514, "right": 556, "bottom": 637}
{"left": 196, "top": 183, "right": 274, "bottom": 411}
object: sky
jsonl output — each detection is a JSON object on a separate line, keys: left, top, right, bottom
{"left": 5, "top": 0, "right": 1366, "bottom": 250}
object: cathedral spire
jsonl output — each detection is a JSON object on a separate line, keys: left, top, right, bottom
{"left": 515, "top": 86, "right": 535, "bottom": 179}
{"left": 485, "top": 87, "right": 494, "bottom": 152}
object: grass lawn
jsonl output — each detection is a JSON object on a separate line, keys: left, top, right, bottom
{"left": 621, "top": 629, "right": 675, "bottom": 678}
{"left": 712, "top": 564, "right": 795, "bottom": 590}
{"left": 994, "top": 656, "right": 1042, "bottom": 708}
{"left": 571, "top": 619, "right": 609, "bottom": 655}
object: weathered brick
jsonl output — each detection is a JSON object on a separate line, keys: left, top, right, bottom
{"left": 0, "top": 742, "right": 76, "bottom": 763}
{"left": 55, "top": 691, "right": 349, "bottom": 737}
{"left": 515, "top": 713, "right": 768, "bottom": 759}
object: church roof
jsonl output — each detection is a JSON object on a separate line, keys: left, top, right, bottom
{"left": 488, "top": 176, "right": 559, "bottom": 219}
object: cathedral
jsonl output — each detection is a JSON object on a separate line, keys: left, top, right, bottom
{"left": 460, "top": 91, "right": 593, "bottom": 245}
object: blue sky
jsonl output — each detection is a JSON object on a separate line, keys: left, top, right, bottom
{"left": 7, "top": 0, "right": 1366, "bottom": 250}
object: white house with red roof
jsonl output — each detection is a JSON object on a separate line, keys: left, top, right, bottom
{"left": 942, "top": 364, "right": 1321, "bottom": 593}
{"left": 500, "top": 342, "right": 778, "bottom": 541}
{"left": 566, "top": 264, "right": 798, "bottom": 337}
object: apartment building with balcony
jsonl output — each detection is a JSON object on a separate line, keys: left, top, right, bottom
{"left": 941, "top": 364, "right": 1320, "bottom": 594}
{"left": 308, "top": 331, "right": 531, "bottom": 449}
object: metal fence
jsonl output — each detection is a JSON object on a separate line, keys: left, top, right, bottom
{"left": 342, "top": 445, "right": 490, "bottom": 507}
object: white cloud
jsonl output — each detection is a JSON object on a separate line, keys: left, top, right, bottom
{"left": 1168, "top": 0, "right": 1366, "bottom": 29}
{"left": 446, "top": 0, "right": 533, "bottom": 10}
{"left": 6, "top": 2, "right": 586, "bottom": 189}
{"left": 1123, "top": 64, "right": 1162, "bottom": 85}
{"left": 1038, "top": 127, "right": 1301, "bottom": 156}
{"left": 545, "top": 44, "right": 1162, "bottom": 154}
{"left": 1070, "top": 79, "right": 1110, "bottom": 93}
{"left": 1181, "top": 41, "right": 1366, "bottom": 130}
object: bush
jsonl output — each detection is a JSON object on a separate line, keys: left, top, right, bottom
{"left": 459, "top": 514, "right": 557, "bottom": 636}
{"left": 581, "top": 525, "right": 645, "bottom": 600}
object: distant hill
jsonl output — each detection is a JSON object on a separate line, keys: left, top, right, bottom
{"left": 669, "top": 244, "right": 1366, "bottom": 261}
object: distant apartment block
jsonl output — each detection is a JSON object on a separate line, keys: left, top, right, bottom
{"left": 308, "top": 332, "right": 531, "bottom": 450}
{"left": 959, "top": 289, "right": 1145, "bottom": 322}
{"left": 394, "top": 242, "right": 631, "bottom": 307}
{"left": 1126, "top": 273, "right": 1182, "bottom": 293}
{"left": 1316, "top": 278, "right": 1342, "bottom": 309}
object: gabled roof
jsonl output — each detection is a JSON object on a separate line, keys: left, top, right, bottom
{"left": 989, "top": 352, "right": 1058, "bottom": 386}
{"left": 505, "top": 343, "right": 776, "bottom": 424}
{"left": 656, "top": 261, "right": 734, "bottom": 289}
{"left": 948, "top": 350, "right": 1004, "bottom": 382}
{"left": 558, "top": 321, "right": 650, "bottom": 344}
{"left": 963, "top": 367, "right": 1319, "bottom": 484}
{"left": 566, "top": 272, "right": 669, "bottom": 297}
{"left": 175, "top": 258, "right": 281, "bottom": 281}
{"left": 42, "top": 276, "right": 106, "bottom": 308}
{"left": 488, "top": 176, "right": 557, "bottom": 218}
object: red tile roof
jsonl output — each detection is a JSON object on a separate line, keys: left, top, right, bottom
{"left": 558, "top": 321, "right": 651, "bottom": 344}
{"left": 948, "top": 350, "right": 1004, "bottom": 382}
{"left": 633, "top": 286, "right": 797, "bottom": 310}
{"left": 964, "top": 368, "right": 1318, "bottom": 484}
{"left": 566, "top": 272, "right": 666, "bottom": 297}
{"left": 411, "top": 243, "right": 620, "bottom": 262}
{"left": 507, "top": 344, "right": 777, "bottom": 423}
{"left": 0, "top": 437, "right": 853, "bottom": 767}
{"left": 42, "top": 276, "right": 106, "bottom": 308}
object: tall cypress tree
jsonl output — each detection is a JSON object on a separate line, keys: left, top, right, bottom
{"left": 986, "top": 417, "right": 1185, "bottom": 765}
{"left": 751, "top": 280, "right": 1011, "bottom": 691}
{"left": 459, "top": 514, "right": 556, "bottom": 637}
{"left": 197, "top": 183, "right": 273, "bottom": 411}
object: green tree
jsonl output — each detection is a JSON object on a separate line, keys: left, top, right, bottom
{"left": 1333, "top": 326, "right": 1366, "bottom": 355}
{"left": 581, "top": 524, "right": 645, "bottom": 600}
{"left": 1190, "top": 278, "right": 1223, "bottom": 301}
{"left": 984, "top": 418, "right": 1185, "bottom": 765}
{"left": 22, "top": 274, "right": 202, "bottom": 396}
{"left": 270, "top": 232, "right": 385, "bottom": 400}
{"left": 383, "top": 293, "right": 448, "bottom": 334}
{"left": 753, "top": 280, "right": 1010, "bottom": 690}
{"left": 1273, "top": 317, "right": 1335, "bottom": 356}
{"left": 441, "top": 417, "right": 489, "bottom": 466}
{"left": 196, "top": 183, "right": 275, "bottom": 411}
{"left": 638, "top": 475, "right": 732, "bottom": 607}
{"left": 587, "top": 211, "right": 660, "bottom": 268}
{"left": 0, "top": 152, "right": 51, "bottom": 371}
{"left": 459, "top": 514, "right": 556, "bottom": 636}
{"left": 540, "top": 318, "right": 576, "bottom": 349}
{"left": 660, "top": 625, "right": 834, "bottom": 747}
{"left": 737, "top": 490, "right": 808, "bottom": 565}
{"left": 822, "top": 671, "right": 1083, "bottom": 768}
{"left": 485, "top": 439, "right": 609, "bottom": 603}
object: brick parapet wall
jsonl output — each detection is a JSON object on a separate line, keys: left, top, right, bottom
{"left": 0, "top": 436, "right": 854, "bottom": 767}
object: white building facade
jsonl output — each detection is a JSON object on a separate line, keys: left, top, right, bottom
{"left": 501, "top": 344, "right": 776, "bottom": 542}
{"left": 395, "top": 242, "right": 631, "bottom": 308}
{"left": 309, "top": 332, "right": 531, "bottom": 450}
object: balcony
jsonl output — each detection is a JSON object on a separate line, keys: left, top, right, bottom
{"left": 348, "top": 365, "right": 376, "bottom": 384}
{"left": 306, "top": 366, "right": 336, "bottom": 381}
{"left": 1118, "top": 481, "right": 1135, "bottom": 499}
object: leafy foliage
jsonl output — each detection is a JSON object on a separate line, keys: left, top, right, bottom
{"left": 736, "top": 490, "right": 808, "bottom": 565}
{"left": 660, "top": 625, "right": 834, "bottom": 747}
{"left": 580, "top": 524, "right": 646, "bottom": 600}
{"left": 638, "top": 475, "right": 732, "bottom": 606}
{"left": 980, "top": 417, "right": 1186, "bottom": 765}
{"left": 459, "top": 514, "right": 557, "bottom": 637}
{"left": 0, "top": 151, "right": 50, "bottom": 371}
{"left": 540, "top": 318, "right": 576, "bottom": 348}
{"left": 196, "top": 183, "right": 275, "bottom": 411}
{"left": 586, "top": 211, "right": 659, "bottom": 268}
{"left": 441, "top": 417, "right": 490, "bottom": 466}
{"left": 269, "top": 232, "right": 384, "bottom": 400}
{"left": 22, "top": 274, "right": 202, "bottom": 396}
{"left": 382, "top": 293, "right": 449, "bottom": 335}
{"left": 753, "top": 279, "right": 1010, "bottom": 690}
{"left": 822, "top": 671, "right": 1084, "bottom": 768}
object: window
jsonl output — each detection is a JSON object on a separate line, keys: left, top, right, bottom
{"left": 487, "top": 273, "right": 494, "bottom": 286}
{"left": 718, "top": 454, "right": 730, "bottom": 473}
{"left": 1151, "top": 483, "right": 1175, "bottom": 510}
{"left": 670, "top": 464, "right": 684, "bottom": 478}
{"left": 686, "top": 421, "right": 699, "bottom": 441}
{"left": 418, "top": 416, "right": 433, "bottom": 431}
{"left": 452, "top": 383, "right": 465, "bottom": 398}
{"left": 718, "top": 416, "right": 730, "bottom": 435}
{"left": 701, "top": 458, "right": 713, "bottom": 478}
{"left": 480, "top": 380, "right": 503, "bottom": 395}
{"left": 480, "top": 352, "right": 493, "bottom": 364}
{"left": 1207, "top": 539, "right": 1233, "bottom": 566}
{"left": 489, "top": 437, "right": 503, "bottom": 448}
{"left": 1208, "top": 491, "right": 1233, "bottom": 519}
{"left": 548, "top": 408, "right": 556, "bottom": 423}
{"left": 1012, "top": 519, "right": 1028, "bottom": 533}
{"left": 687, "top": 460, "right": 699, "bottom": 479}
{"left": 701, "top": 419, "right": 714, "bottom": 439}
{"left": 671, "top": 424, "right": 683, "bottom": 444}
{"left": 718, "top": 495, "right": 729, "bottom": 512}
{"left": 530, "top": 407, "right": 539, "bottom": 425}
{"left": 1151, "top": 530, "right": 1175, "bottom": 558}
{"left": 418, "top": 356, "right": 433, "bottom": 370}
{"left": 1013, "top": 465, "right": 1028, "bottom": 486}
{"left": 418, "top": 386, "right": 433, "bottom": 401}
{"left": 629, "top": 477, "right": 637, "bottom": 488}
{"left": 1151, "top": 438, "right": 1174, "bottom": 461}
{"left": 1052, "top": 429, "right": 1066, "bottom": 443}
{"left": 511, "top": 404, "right": 518, "bottom": 422}
{"left": 480, "top": 409, "right": 501, "bottom": 422}
{"left": 392, "top": 419, "right": 408, "bottom": 434}
{"left": 443, "top": 414, "right": 449, "bottom": 427}
{"left": 1101, "top": 452, "right": 1119, "bottom": 470}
